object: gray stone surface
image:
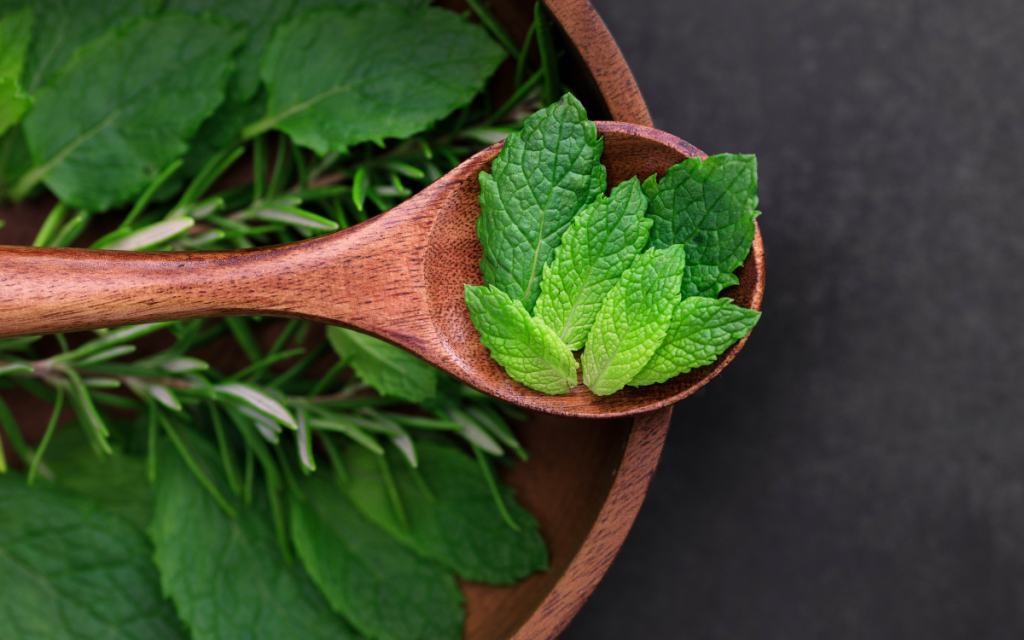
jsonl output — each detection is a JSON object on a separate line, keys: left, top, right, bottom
{"left": 563, "top": 0, "right": 1024, "bottom": 637}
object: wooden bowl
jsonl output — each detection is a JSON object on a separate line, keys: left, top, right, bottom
{"left": 0, "top": 1, "right": 765, "bottom": 638}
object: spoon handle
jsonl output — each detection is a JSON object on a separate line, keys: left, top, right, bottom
{"left": 0, "top": 206, "right": 439, "bottom": 351}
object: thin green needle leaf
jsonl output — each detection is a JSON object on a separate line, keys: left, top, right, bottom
{"left": 32, "top": 203, "right": 67, "bottom": 247}
{"left": 119, "top": 158, "right": 184, "bottom": 229}
{"left": 473, "top": 444, "right": 521, "bottom": 532}
{"left": 352, "top": 165, "right": 369, "bottom": 212}
{"left": 295, "top": 408, "right": 316, "bottom": 472}
{"left": 308, "top": 416, "right": 384, "bottom": 455}
{"left": 216, "top": 382, "right": 298, "bottom": 429}
{"left": 534, "top": 2, "right": 559, "bottom": 105}
{"left": 53, "top": 322, "right": 171, "bottom": 363}
{"left": 75, "top": 344, "right": 136, "bottom": 366}
{"left": 104, "top": 217, "right": 195, "bottom": 250}
{"left": 27, "top": 388, "right": 63, "bottom": 486}
{"left": 319, "top": 433, "right": 349, "bottom": 488}
{"left": 49, "top": 210, "right": 91, "bottom": 247}
{"left": 465, "top": 0, "right": 519, "bottom": 56}
{"left": 515, "top": 21, "right": 536, "bottom": 86}
{"left": 253, "top": 134, "right": 267, "bottom": 200}
{"left": 147, "top": 401, "right": 158, "bottom": 483}
{"left": 0, "top": 395, "right": 33, "bottom": 466}
{"left": 224, "top": 347, "right": 305, "bottom": 383}
{"left": 224, "top": 316, "right": 264, "bottom": 363}
{"left": 208, "top": 403, "right": 241, "bottom": 496}
{"left": 0, "top": 362, "right": 33, "bottom": 376}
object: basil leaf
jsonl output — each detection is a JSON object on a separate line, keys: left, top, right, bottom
{"left": 630, "top": 296, "right": 761, "bottom": 387}
{"left": 291, "top": 474, "right": 464, "bottom": 640}
{"left": 344, "top": 441, "right": 548, "bottom": 585}
{"left": 150, "top": 436, "right": 361, "bottom": 640}
{"left": 643, "top": 154, "right": 759, "bottom": 298}
{"left": 477, "top": 93, "right": 606, "bottom": 313}
{"left": 248, "top": 6, "right": 505, "bottom": 154}
{"left": 534, "top": 176, "right": 652, "bottom": 350}
{"left": 17, "top": 14, "right": 244, "bottom": 210}
{"left": 327, "top": 326, "right": 438, "bottom": 403}
{"left": 582, "top": 246, "right": 686, "bottom": 396}
{"left": 0, "top": 474, "right": 185, "bottom": 640}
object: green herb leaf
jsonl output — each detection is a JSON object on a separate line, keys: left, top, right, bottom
{"left": 0, "top": 8, "right": 33, "bottom": 137}
{"left": 477, "top": 93, "right": 606, "bottom": 312}
{"left": 630, "top": 296, "right": 761, "bottom": 387}
{"left": 42, "top": 428, "right": 153, "bottom": 529}
{"left": 582, "top": 246, "right": 686, "bottom": 396}
{"left": 327, "top": 326, "right": 437, "bottom": 403}
{"left": 345, "top": 441, "right": 547, "bottom": 584}
{"left": 247, "top": 6, "right": 504, "bottom": 154}
{"left": 150, "top": 436, "right": 361, "bottom": 640}
{"left": 465, "top": 284, "right": 578, "bottom": 395}
{"left": 215, "top": 382, "right": 298, "bottom": 430}
{"left": 534, "top": 177, "right": 652, "bottom": 350}
{"left": 0, "top": 0, "right": 160, "bottom": 93}
{"left": 16, "top": 14, "right": 244, "bottom": 210}
{"left": 0, "top": 475, "right": 185, "bottom": 640}
{"left": 643, "top": 154, "right": 759, "bottom": 298}
{"left": 291, "top": 474, "right": 464, "bottom": 640}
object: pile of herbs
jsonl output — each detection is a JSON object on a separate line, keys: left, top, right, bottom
{"left": 0, "top": 1, "right": 565, "bottom": 639}
{"left": 467, "top": 95, "right": 761, "bottom": 396}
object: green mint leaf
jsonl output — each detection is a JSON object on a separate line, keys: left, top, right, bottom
{"left": 680, "top": 265, "right": 740, "bottom": 299}
{"left": 42, "top": 428, "right": 153, "bottom": 530}
{"left": 534, "top": 176, "right": 652, "bottom": 350}
{"left": 465, "top": 284, "right": 578, "bottom": 395}
{"left": 0, "top": 6, "right": 32, "bottom": 81}
{"left": 327, "top": 326, "right": 438, "bottom": 402}
{"left": 629, "top": 296, "right": 761, "bottom": 387}
{"left": 643, "top": 154, "right": 759, "bottom": 298}
{"left": 17, "top": 14, "right": 244, "bottom": 210}
{"left": 249, "top": 6, "right": 505, "bottom": 154}
{"left": 0, "top": 78, "right": 30, "bottom": 138}
{"left": 345, "top": 441, "right": 548, "bottom": 584}
{"left": 582, "top": 246, "right": 686, "bottom": 396}
{"left": 290, "top": 474, "right": 464, "bottom": 640}
{"left": 0, "top": 475, "right": 186, "bottom": 640}
{"left": 150, "top": 436, "right": 361, "bottom": 640}
{"left": 477, "top": 93, "right": 607, "bottom": 312}
{"left": 0, "top": 0, "right": 160, "bottom": 94}
{"left": 292, "top": 0, "right": 433, "bottom": 12}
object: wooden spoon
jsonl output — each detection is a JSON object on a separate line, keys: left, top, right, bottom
{"left": 0, "top": 122, "right": 764, "bottom": 418}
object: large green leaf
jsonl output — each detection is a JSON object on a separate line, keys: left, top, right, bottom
{"left": 42, "top": 428, "right": 153, "bottom": 530}
{"left": 344, "top": 441, "right": 548, "bottom": 584}
{"left": 0, "top": 8, "right": 33, "bottom": 137}
{"left": 643, "top": 154, "right": 759, "bottom": 298}
{"left": 291, "top": 474, "right": 464, "bottom": 640}
{"left": 150, "top": 436, "right": 361, "bottom": 640}
{"left": 0, "top": 0, "right": 160, "bottom": 93}
{"left": 477, "top": 94, "right": 606, "bottom": 313}
{"left": 0, "top": 475, "right": 186, "bottom": 640}
{"left": 581, "top": 246, "right": 686, "bottom": 396}
{"left": 17, "top": 14, "right": 244, "bottom": 210}
{"left": 327, "top": 326, "right": 437, "bottom": 403}
{"left": 247, "top": 6, "right": 505, "bottom": 154}
{"left": 534, "top": 177, "right": 652, "bottom": 350}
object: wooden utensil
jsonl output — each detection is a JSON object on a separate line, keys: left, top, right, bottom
{"left": 0, "top": 121, "right": 763, "bottom": 419}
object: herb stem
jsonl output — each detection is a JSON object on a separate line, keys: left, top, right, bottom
{"left": 27, "top": 388, "right": 64, "bottom": 485}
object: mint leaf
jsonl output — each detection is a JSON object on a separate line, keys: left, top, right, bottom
{"left": 292, "top": 0, "right": 433, "bottom": 13}
{"left": 150, "top": 436, "right": 360, "bottom": 640}
{"left": 643, "top": 154, "right": 759, "bottom": 298}
{"left": 534, "top": 177, "right": 652, "bottom": 350}
{"left": 291, "top": 474, "right": 464, "bottom": 640}
{"left": 248, "top": 6, "right": 505, "bottom": 154}
{"left": 327, "top": 326, "right": 438, "bottom": 402}
{"left": 0, "top": 0, "right": 160, "bottom": 93}
{"left": 465, "top": 284, "right": 578, "bottom": 395}
{"left": 0, "top": 475, "right": 186, "bottom": 640}
{"left": 17, "top": 15, "right": 244, "bottom": 210}
{"left": 477, "top": 93, "right": 607, "bottom": 312}
{"left": 345, "top": 441, "right": 548, "bottom": 585}
{"left": 630, "top": 297, "right": 761, "bottom": 387}
{"left": 0, "top": 8, "right": 33, "bottom": 137}
{"left": 581, "top": 246, "right": 686, "bottom": 396}
{"left": 0, "top": 79, "right": 29, "bottom": 137}
{"left": 43, "top": 428, "right": 153, "bottom": 530}
{"left": 0, "top": 6, "right": 32, "bottom": 81}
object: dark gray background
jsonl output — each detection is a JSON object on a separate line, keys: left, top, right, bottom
{"left": 564, "top": 0, "right": 1024, "bottom": 637}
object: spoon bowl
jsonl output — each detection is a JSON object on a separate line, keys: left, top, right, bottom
{"left": 0, "top": 121, "right": 763, "bottom": 418}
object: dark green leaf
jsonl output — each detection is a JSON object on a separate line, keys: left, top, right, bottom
{"left": 291, "top": 474, "right": 464, "bottom": 640}
{"left": 247, "top": 6, "right": 505, "bottom": 154}
{"left": 0, "top": 474, "right": 186, "bottom": 640}
{"left": 643, "top": 154, "right": 760, "bottom": 298}
{"left": 17, "top": 14, "right": 244, "bottom": 210}
{"left": 327, "top": 326, "right": 437, "bottom": 403}
{"left": 150, "top": 436, "right": 361, "bottom": 640}
{"left": 344, "top": 440, "right": 547, "bottom": 584}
